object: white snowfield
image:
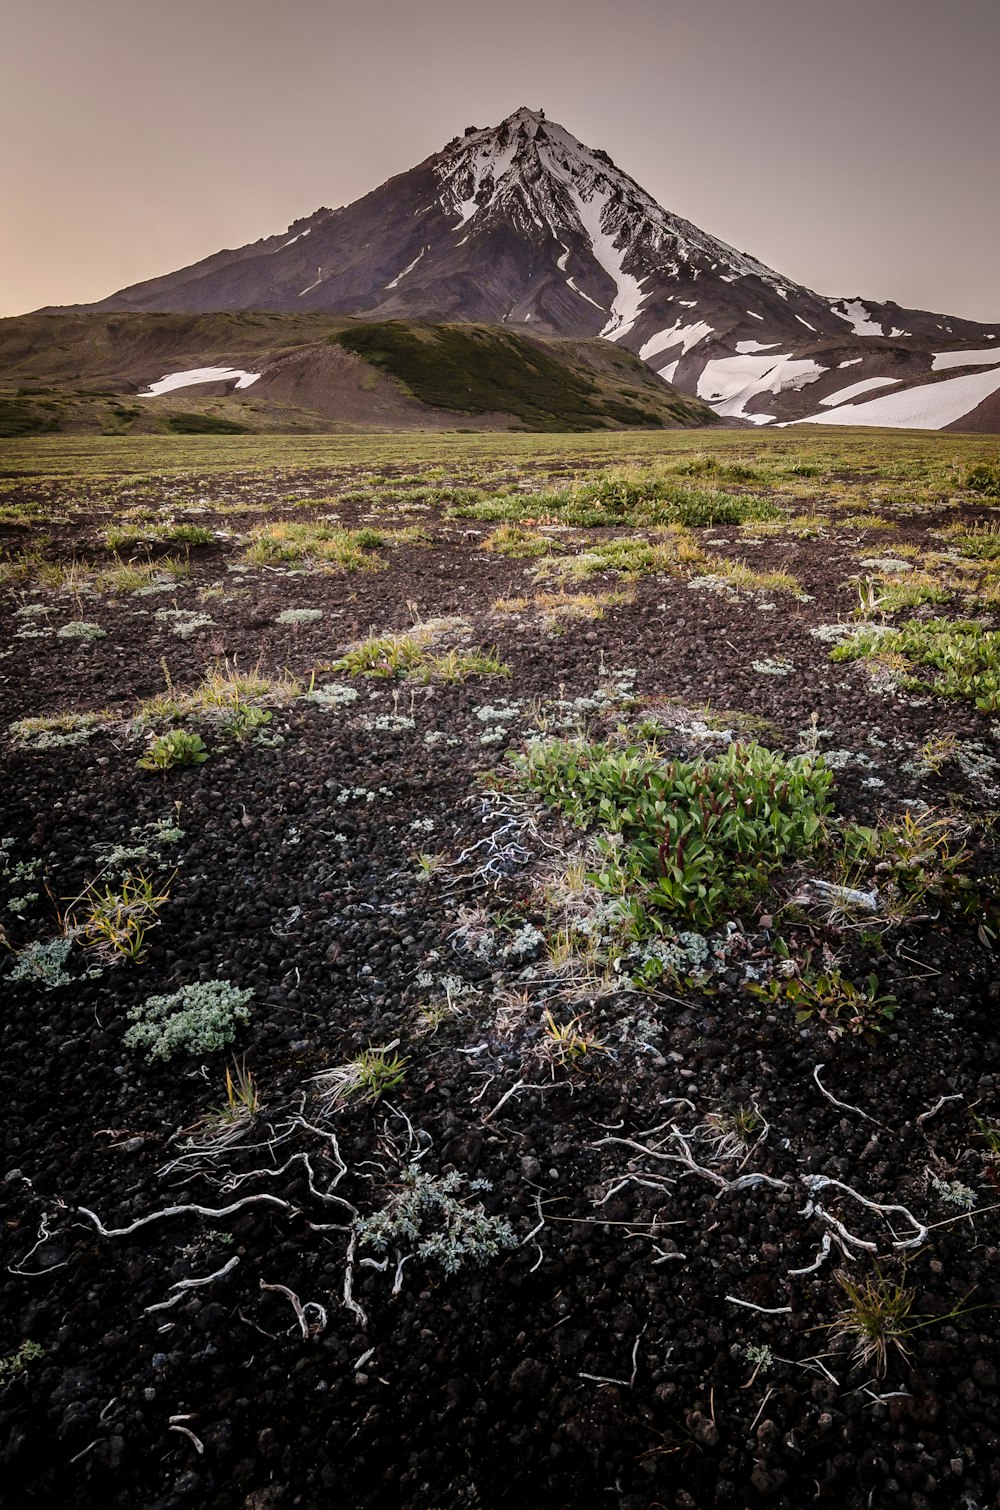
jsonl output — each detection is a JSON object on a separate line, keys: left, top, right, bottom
{"left": 830, "top": 300, "right": 884, "bottom": 336}
{"left": 931, "top": 347, "right": 1000, "bottom": 371}
{"left": 819, "top": 376, "right": 901, "bottom": 407}
{"left": 795, "top": 364, "right": 1000, "bottom": 429}
{"left": 838, "top": 358, "right": 864, "bottom": 368}
{"left": 736, "top": 339, "right": 779, "bottom": 354}
{"left": 139, "top": 368, "right": 261, "bottom": 397}
{"left": 697, "top": 353, "right": 826, "bottom": 424}
{"left": 639, "top": 320, "right": 713, "bottom": 361}
{"left": 658, "top": 360, "right": 679, "bottom": 383}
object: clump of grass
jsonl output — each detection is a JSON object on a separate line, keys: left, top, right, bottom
{"left": 712, "top": 557, "right": 805, "bottom": 597}
{"left": 829, "top": 1269, "right": 916, "bottom": 1376}
{"left": 332, "top": 628, "right": 508, "bottom": 683}
{"left": 854, "top": 572, "right": 954, "bottom": 615}
{"left": 243, "top": 522, "right": 389, "bottom": 570}
{"left": 546, "top": 530, "right": 704, "bottom": 580}
{"left": 310, "top": 1047, "right": 407, "bottom": 1113}
{"left": 492, "top": 588, "right": 634, "bottom": 621}
{"left": 105, "top": 521, "right": 214, "bottom": 549}
{"left": 537, "top": 1010, "right": 606, "bottom": 1072}
{"left": 841, "top": 514, "right": 896, "bottom": 530}
{"left": 136, "top": 659, "right": 302, "bottom": 728}
{"left": 482, "top": 524, "right": 557, "bottom": 558}
{"left": 69, "top": 870, "right": 172, "bottom": 963}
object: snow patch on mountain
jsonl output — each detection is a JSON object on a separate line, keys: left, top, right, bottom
{"left": 386, "top": 248, "right": 426, "bottom": 289}
{"left": 736, "top": 340, "right": 780, "bottom": 354}
{"left": 830, "top": 300, "right": 883, "bottom": 336}
{"left": 139, "top": 367, "right": 261, "bottom": 396}
{"left": 819, "top": 376, "right": 901, "bottom": 407}
{"left": 639, "top": 320, "right": 713, "bottom": 361}
{"left": 566, "top": 277, "right": 606, "bottom": 312}
{"left": 931, "top": 347, "right": 1000, "bottom": 371}
{"left": 698, "top": 353, "right": 826, "bottom": 424}
{"left": 795, "top": 365, "right": 1000, "bottom": 429}
{"left": 659, "top": 360, "right": 679, "bottom": 383}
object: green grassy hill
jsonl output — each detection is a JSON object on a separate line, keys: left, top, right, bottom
{"left": 0, "top": 311, "right": 716, "bottom": 436}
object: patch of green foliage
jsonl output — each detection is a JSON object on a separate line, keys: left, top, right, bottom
{"left": 356, "top": 1167, "right": 518, "bottom": 1275}
{"left": 832, "top": 617, "right": 1000, "bottom": 711}
{"left": 0, "top": 398, "right": 62, "bottom": 437}
{"left": 137, "top": 729, "right": 209, "bottom": 771}
{"left": 965, "top": 461, "right": 1000, "bottom": 498}
{"left": 124, "top": 980, "right": 254, "bottom": 1060}
{"left": 333, "top": 322, "right": 668, "bottom": 431}
{"left": 163, "top": 412, "right": 250, "bottom": 435}
{"left": 750, "top": 968, "right": 897, "bottom": 1040}
{"left": 512, "top": 738, "right": 833, "bottom": 928}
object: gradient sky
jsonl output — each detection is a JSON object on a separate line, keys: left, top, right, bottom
{"left": 2, "top": 0, "right": 998, "bottom": 320}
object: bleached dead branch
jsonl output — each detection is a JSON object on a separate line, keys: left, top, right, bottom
{"left": 78, "top": 1193, "right": 290, "bottom": 1238}
{"left": 144, "top": 1255, "right": 240, "bottom": 1313}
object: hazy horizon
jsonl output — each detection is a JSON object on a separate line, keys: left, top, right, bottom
{"left": 2, "top": 0, "right": 998, "bottom": 322}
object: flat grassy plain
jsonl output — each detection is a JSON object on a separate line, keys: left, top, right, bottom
{"left": 2, "top": 426, "right": 1000, "bottom": 1510}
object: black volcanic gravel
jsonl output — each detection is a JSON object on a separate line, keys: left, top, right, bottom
{"left": 2, "top": 460, "right": 1000, "bottom": 1510}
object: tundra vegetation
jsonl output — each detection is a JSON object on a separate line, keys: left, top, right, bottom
{"left": 2, "top": 426, "right": 1000, "bottom": 1510}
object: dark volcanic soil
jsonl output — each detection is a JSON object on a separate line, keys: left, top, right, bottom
{"left": 2, "top": 448, "right": 1000, "bottom": 1510}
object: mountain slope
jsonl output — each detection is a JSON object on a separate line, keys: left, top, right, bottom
{"left": 61, "top": 108, "right": 1000, "bottom": 429}
{"left": 0, "top": 310, "right": 715, "bottom": 435}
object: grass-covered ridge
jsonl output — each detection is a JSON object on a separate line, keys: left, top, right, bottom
{"left": 332, "top": 320, "right": 708, "bottom": 430}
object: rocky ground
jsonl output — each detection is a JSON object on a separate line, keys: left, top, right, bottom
{"left": 2, "top": 432, "right": 1000, "bottom": 1510}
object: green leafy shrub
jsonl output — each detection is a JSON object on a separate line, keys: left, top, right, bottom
{"left": 124, "top": 980, "right": 254, "bottom": 1060}
{"left": 832, "top": 618, "right": 1000, "bottom": 711}
{"left": 965, "top": 461, "right": 1000, "bottom": 497}
{"left": 751, "top": 969, "right": 897, "bottom": 1038}
{"left": 137, "top": 730, "right": 209, "bottom": 771}
{"left": 513, "top": 738, "right": 833, "bottom": 928}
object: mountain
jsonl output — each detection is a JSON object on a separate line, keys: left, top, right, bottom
{"left": 67, "top": 109, "right": 1000, "bottom": 429}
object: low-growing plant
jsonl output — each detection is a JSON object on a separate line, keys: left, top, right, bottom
{"left": 356, "top": 1166, "right": 518, "bottom": 1275}
{"left": 8, "top": 710, "right": 109, "bottom": 749}
{"left": 751, "top": 968, "right": 897, "bottom": 1039}
{"left": 0, "top": 1340, "right": 44, "bottom": 1383}
{"left": 832, "top": 618, "right": 1000, "bottom": 711}
{"left": 829, "top": 1269, "right": 916, "bottom": 1376}
{"left": 482, "top": 523, "right": 557, "bottom": 558}
{"left": 513, "top": 738, "right": 833, "bottom": 928}
{"left": 124, "top": 980, "right": 254, "bottom": 1060}
{"left": 310, "top": 1047, "right": 407, "bottom": 1112}
{"left": 965, "top": 461, "right": 1000, "bottom": 498}
{"left": 56, "top": 621, "right": 106, "bottom": 641}
{"left": 218, "top": 704, "right": 273, "bottom": 742}
{"left": 243, "top": 521, "right": 388, "bottom": 570}
{"left": 137, "top": 729, "right": 209, "bottom": 771}
{"left": 538, "top": 1009, "right": 607, "bottom": 1070}
{"left": 70, "top": 869, "right": 171, "bottom": 963}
